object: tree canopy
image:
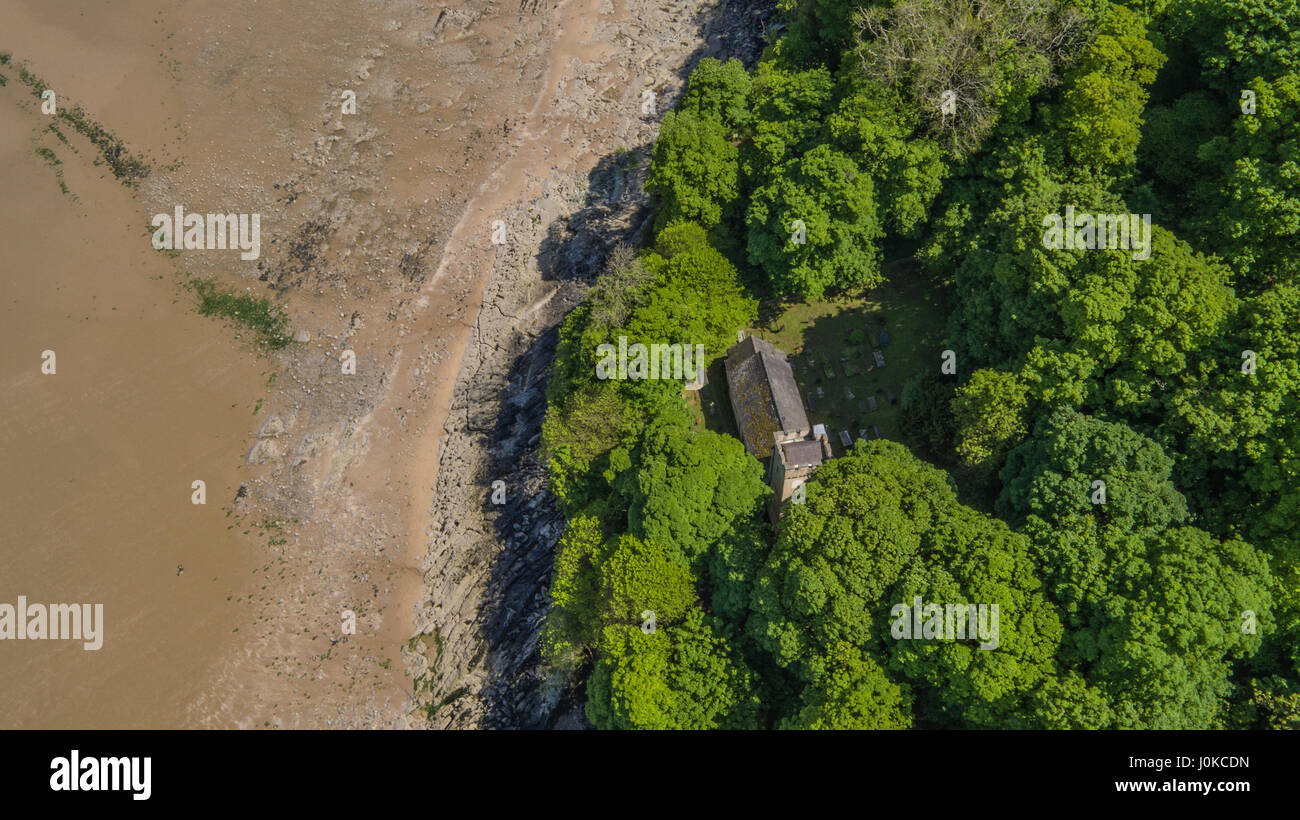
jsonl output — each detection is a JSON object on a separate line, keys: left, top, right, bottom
{"left": 538, "top": 0, "right": 1300, "bottom": 731}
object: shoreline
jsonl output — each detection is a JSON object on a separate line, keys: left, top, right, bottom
{"left": 383, "top": 0, "right": 611, "bottom": 642}
{"left": 0, "top": 0, "right": 774, "bottom": 729}
{"left": 407, "top": 0, "right": 776, "bottom": 727}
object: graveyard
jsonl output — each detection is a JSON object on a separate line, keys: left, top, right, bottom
{"left": 747, "top": 266, "right": 944, "bottom": 456}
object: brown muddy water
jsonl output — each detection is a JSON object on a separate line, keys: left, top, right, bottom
{"left": 0, "top": 45, "right": 266, "bottom": 727}
{"left": 0, "top": 0, "right": 558, "bottom": 728}
{"left": 0, "top": 0, "right": 717, "bottom": 727}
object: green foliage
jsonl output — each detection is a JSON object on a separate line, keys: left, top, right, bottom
{"left": 1027, "top": 672, "right": 1114, "bottom": 729}
{"left": 585, "top": 609, "right": 761, "bottom": 729}
{"left": 540, "top": 213, "right": 766, "bottom": 725}
{"left": 541, "top": 516, "right": 607, "bottom": 669}
{"left": 746, "top": 144, "right": 883, "bottom": 299}
{"left": 187, "top": 278, "right": 292, "bottom": 351}
{"left": 747, "top": 441, "right": 960, "bottom": 680}
{"left": 678, "top": 57, "right": 753, "bottom": 133}
{"left": 539, "top": 0, "right": 1300, "bottom": 730}
{"left": 852, "top": 0, "right": 1092, "bottom": 159}
{"left": 582, "top": 245, "right": 655, "bottom": 340}
{"left": 628, "top": 237, "right": 759, "bottom": 356}
{"left": 613, "top": 420, "right": 770, "bottom": 567}
{"left": 828, "top": 75, "right": 948, "bottom": 236}
{"left": 936, "top": 153, "right": 1240, "bottom": 431}
{"left": 781, "top": 643, "right": 913, "bottom": 729}
{"left": 999, "top": 408, "right": 1190, "bottom": 530}
{"left": 1192, "top": 74, "right": 1300, "bottom": 290}
{"left": 1241, "top": 676, "right": 1300, "bottom": 729}
{"left": 1178, "top": 0, "right": 1300, "bottom": 92}
{"left": 898, "top": 373, "right": 958, "bottom": 461}
{"left": 542, "top": 229, "right": 755, "bottom": 512}
{"left": 749, "top": 440, "right": 1067, "bottom": 727}
{"left": 953, "top": 369, "right": 1030, "bottom": 469}
{"left": 743, "top": 63, "right": 837, "bottom": 180}
{"left": 653, "top": 220, "right": 708, "bottom": 260}
{"left": 599, "top": 534, "right": 698, "bottom": 626}
{"left": 1003, "top": 410, "right": 1278, "bottom": 727}
{"left": 1169, "top": 286, "right": 1300, "bottom": 660}
{"left": 1051, "top": 3, "right": 1166, "bottom": 178}
{"left": 707, "top": 523, "right": 772, "bottom": 625}
{"left": 1139, "top": 90, "right": 1228, "bottom": 197}
{"left": 541, "top": 380, "right": 640, "bottom": 512}
{"left": 882, "top": 503, "right": 1064, "bottom": 728}
{"left": 646, "top": 109, "right": 739, "bottom": 232}
{"left": 1073, "top": 525, "right": 1273, "bottom": 728}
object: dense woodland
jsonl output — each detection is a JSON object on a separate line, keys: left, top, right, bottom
{"left": 538, "top": 0, "right": 1300, "bottom": 729}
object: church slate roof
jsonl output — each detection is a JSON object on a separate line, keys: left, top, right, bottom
{"left": 781, "top": 439, "right": 824, "bottom": 467}
{"left": 723, "top": 336, "right": 810, "bottom": 459}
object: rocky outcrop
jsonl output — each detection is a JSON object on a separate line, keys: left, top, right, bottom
{"left": 408, "top": 0, "right": 776, "bottom": 729}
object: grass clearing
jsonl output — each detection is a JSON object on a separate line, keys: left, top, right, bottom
{"left": 736, "top": 260, "right": 946, "bottom": 456}
{"left": 688, "top": 356, "right": 743, "bottom": 439}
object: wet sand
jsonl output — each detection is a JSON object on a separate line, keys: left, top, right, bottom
{"left": 1, "top": 0, "right": 540, "bottom": 728}
{"left": 1, "top": 0, "right": 745, "bottom": 728}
